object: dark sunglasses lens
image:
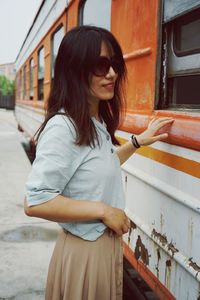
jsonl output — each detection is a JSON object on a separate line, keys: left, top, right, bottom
{"left": 111, "top": 58, "right": 121, "bottom": 74}
{"left": 93, "top": 58, "right": 110, "bottom": 76}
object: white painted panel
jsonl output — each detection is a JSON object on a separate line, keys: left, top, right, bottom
{"left": 15, "top": 105, "right": 44, "bottom": 137}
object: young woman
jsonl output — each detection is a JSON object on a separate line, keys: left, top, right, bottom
{"left": 24, "top": 25, "right": 174, "bottom": 300}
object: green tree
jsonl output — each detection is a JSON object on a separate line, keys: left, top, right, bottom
{"left": 0, "top": 75, "right": 15, "bottom": 96}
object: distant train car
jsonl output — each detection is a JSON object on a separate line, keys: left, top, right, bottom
{"left": 15, "top": 1, "right": 200, "bottom": 299}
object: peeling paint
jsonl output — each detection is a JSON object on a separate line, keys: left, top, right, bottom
{"left": 134, "top": 235, "right": 150, "bottom": 265}
{"left": 188, "top": 258, "right": 200, "bottom": 275}
{"left": 151, "top": 228, "right": 168, "bottom": 246}
{"left": 151, "top": 229, "right": 179, "bottom": 258}
{"left": 128, "top": 220, "right": 137, "bottom": 245}
{"left": 156, "top": 248, "right": 161, "bottom": 278}
{"left": 168, "top": 242, "right": 179, "bottom": 256}
{"left": 166, "top": 259, "right": 172, "bottom": 267}
{"left": 165, "top": 259, "right": 172, "bottom": 290}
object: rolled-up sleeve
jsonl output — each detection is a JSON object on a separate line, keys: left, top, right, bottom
{"left": 26, "top": 115, "right": 78, "bottom": 207}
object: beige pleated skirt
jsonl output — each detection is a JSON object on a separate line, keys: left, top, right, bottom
{"left": 45, "top": 228, "right": 123, "bottom": 300}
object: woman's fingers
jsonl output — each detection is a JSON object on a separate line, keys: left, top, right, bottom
{"left": 122, "top": 224, "right": 129, "bottom": 234}
{"left": 147, "top": 118, "right": 174, "bottom": 135}
{"left": 149, "top": 117, "right": 174, "bottom": 127}
{"left": 155, "top": 119, "right": 174, "bottom": 131}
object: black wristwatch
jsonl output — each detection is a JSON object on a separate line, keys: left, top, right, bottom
{"left": 130, "top": 134, "right": 141, "bottom": 148}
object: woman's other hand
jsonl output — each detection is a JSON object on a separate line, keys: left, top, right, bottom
{"left": 137, "top": 117, "right": 174, "bottom": 146}
{"left": 102, "top": 204, "right": 130, "bottom": 236}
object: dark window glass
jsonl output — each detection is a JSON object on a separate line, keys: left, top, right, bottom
{"left": 29, "top": 59, "right": 34, "bottom": 100}
{"left": 79, "top": 0, "right": 111, "bottom": 30}
{"left": 168, "top": 75, "right": 200, "bottom": 108}
{"left": 174, "top": 8, "right": 200, "bottom": 56}
{"left": 51, "top": 25, "right": 64, "bottom": 78}
{"left": 38, "top": 47, "right": 44, "bottom": 100}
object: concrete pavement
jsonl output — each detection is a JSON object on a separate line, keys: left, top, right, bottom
{"left": 0, "top": 109, "right": 59, "bottom": 300}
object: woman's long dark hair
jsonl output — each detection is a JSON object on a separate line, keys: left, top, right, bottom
{"left": 36, "top": 25, "right": 127, "bottom": 147}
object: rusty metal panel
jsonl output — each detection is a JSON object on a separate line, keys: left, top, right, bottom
{"left": 120, "top": 132, "right": 200, "bottom": 299}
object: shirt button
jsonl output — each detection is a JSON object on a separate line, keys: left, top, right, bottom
{"left": 107, "top": 135, "right": 110, "bottom": 141}
{"left": 111, "top": 148, "right": 114, "bottom": 153}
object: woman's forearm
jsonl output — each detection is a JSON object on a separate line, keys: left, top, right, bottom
{"left": 116, "top": 140, "right": 137, "bottom": 165}
{"left": 116, "top": 117, "right": 174, "bottom": 165}
{"left": 24, "top": 195, "right": 131, "bottom": 235}
{"left": 24, "top": 195, "right": 105, "bottom": 222}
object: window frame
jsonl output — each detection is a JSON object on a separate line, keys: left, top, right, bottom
{"left": 158, "top": 7, "right": 200, "bottom": 110}
{"left": 78, "top": 0, "right": 112, "bottom": 30}
{"left": 51, "top": 24, "right": 64, "bottom": 79}
{"left": 173, "top": 7, "right": 200, "bottom": 57}
{"left": 29, "top": 58, "right": 34, "bottom": 100}
{"left": 37, "top": 46, "right": 44, "bottom": 101}
{"left": 23, "top": 65, "right": 27, "bottom": 98}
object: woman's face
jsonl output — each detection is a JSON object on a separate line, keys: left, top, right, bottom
{"left": 88, "top": 42, "right": 118, "bottom": 104}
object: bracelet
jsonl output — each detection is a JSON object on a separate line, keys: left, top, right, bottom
{"left": 130, "top": 134, "right": 141, "bottom": 148}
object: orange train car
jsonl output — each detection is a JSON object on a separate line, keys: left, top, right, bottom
{"left": 15, "top": 1, "right": 200, "bottom": 299}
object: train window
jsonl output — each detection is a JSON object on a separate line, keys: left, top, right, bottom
{"left": 38, "top": 47, "right": 44, "bottom": 100}
{"left": 51, "top": 25, "right": 64, "bottom": 78}
{"left": 23, "top": 65, "right": 26, "bottom": 99}
{"left": 168, "top": 75, "right": 200, "bottom": 108}
{"left": 29, "top": 59, "right": 34, "bottom": 100}
{"left": 174, "top": 8, "right": 200, "bottom": 56}
{"left": 79, "top": 0, "right": 111, "bottom": 30}
{"left": 159, "top": 7, "right": 200, "bottom": 110}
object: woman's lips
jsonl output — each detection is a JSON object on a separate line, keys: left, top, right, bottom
{"left": 103, "top": 83, "right": 115, "bottom": 91}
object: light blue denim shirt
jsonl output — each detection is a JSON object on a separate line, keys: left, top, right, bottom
{"left": 26, "top": 115, "right": 125, "bottom": 241}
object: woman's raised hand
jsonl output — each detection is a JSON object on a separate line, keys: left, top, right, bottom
{"left": 137, "top": 117, "right": 174, "bottom": 146}
{"left": 102, "top": 204, "right": 130, "bottom": 236}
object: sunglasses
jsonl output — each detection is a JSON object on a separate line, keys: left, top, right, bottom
{"left": 92, "top": 56, "right": 121, "bottom": 77}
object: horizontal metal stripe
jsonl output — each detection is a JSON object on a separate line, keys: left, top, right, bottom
{"left": 117, "top": 136, "right": 200, "bottom": 179}
{"left": 123, "top": 47, "right": 152, "bottom": 61}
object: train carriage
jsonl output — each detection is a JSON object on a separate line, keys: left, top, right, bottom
{"left": 15, "top": 1, "right": 200, "bottom": 299}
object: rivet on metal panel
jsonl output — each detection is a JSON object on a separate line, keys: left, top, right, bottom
{"left": 134, "top": 235, "right": 150, "bottom": 265}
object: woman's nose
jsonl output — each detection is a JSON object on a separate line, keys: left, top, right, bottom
{"left": 106, "top": 66, "right": 117, "bottom": 78}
